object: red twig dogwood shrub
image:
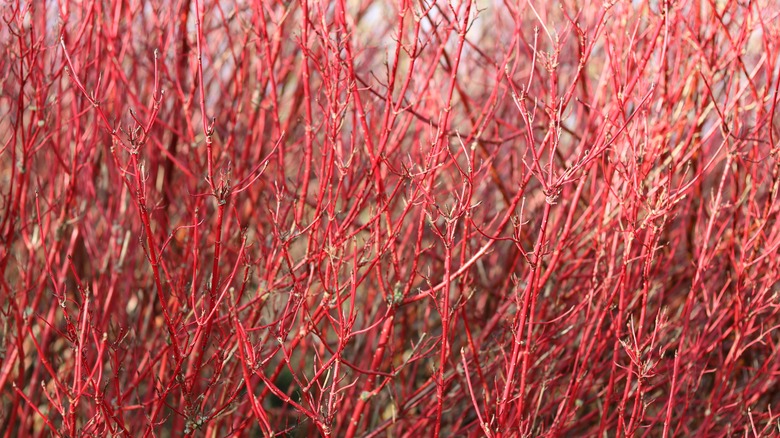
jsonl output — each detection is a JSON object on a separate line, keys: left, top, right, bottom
{"left": 2, "top": 0, "right": 780, "bottom": 435}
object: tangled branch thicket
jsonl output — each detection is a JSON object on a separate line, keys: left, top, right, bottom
{"left": 2, "top": 0, "right": 780, "bottom": 436}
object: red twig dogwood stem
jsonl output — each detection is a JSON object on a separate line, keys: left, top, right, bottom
{"left": 1, "top": 0, "right": 779, "bottom": 436}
